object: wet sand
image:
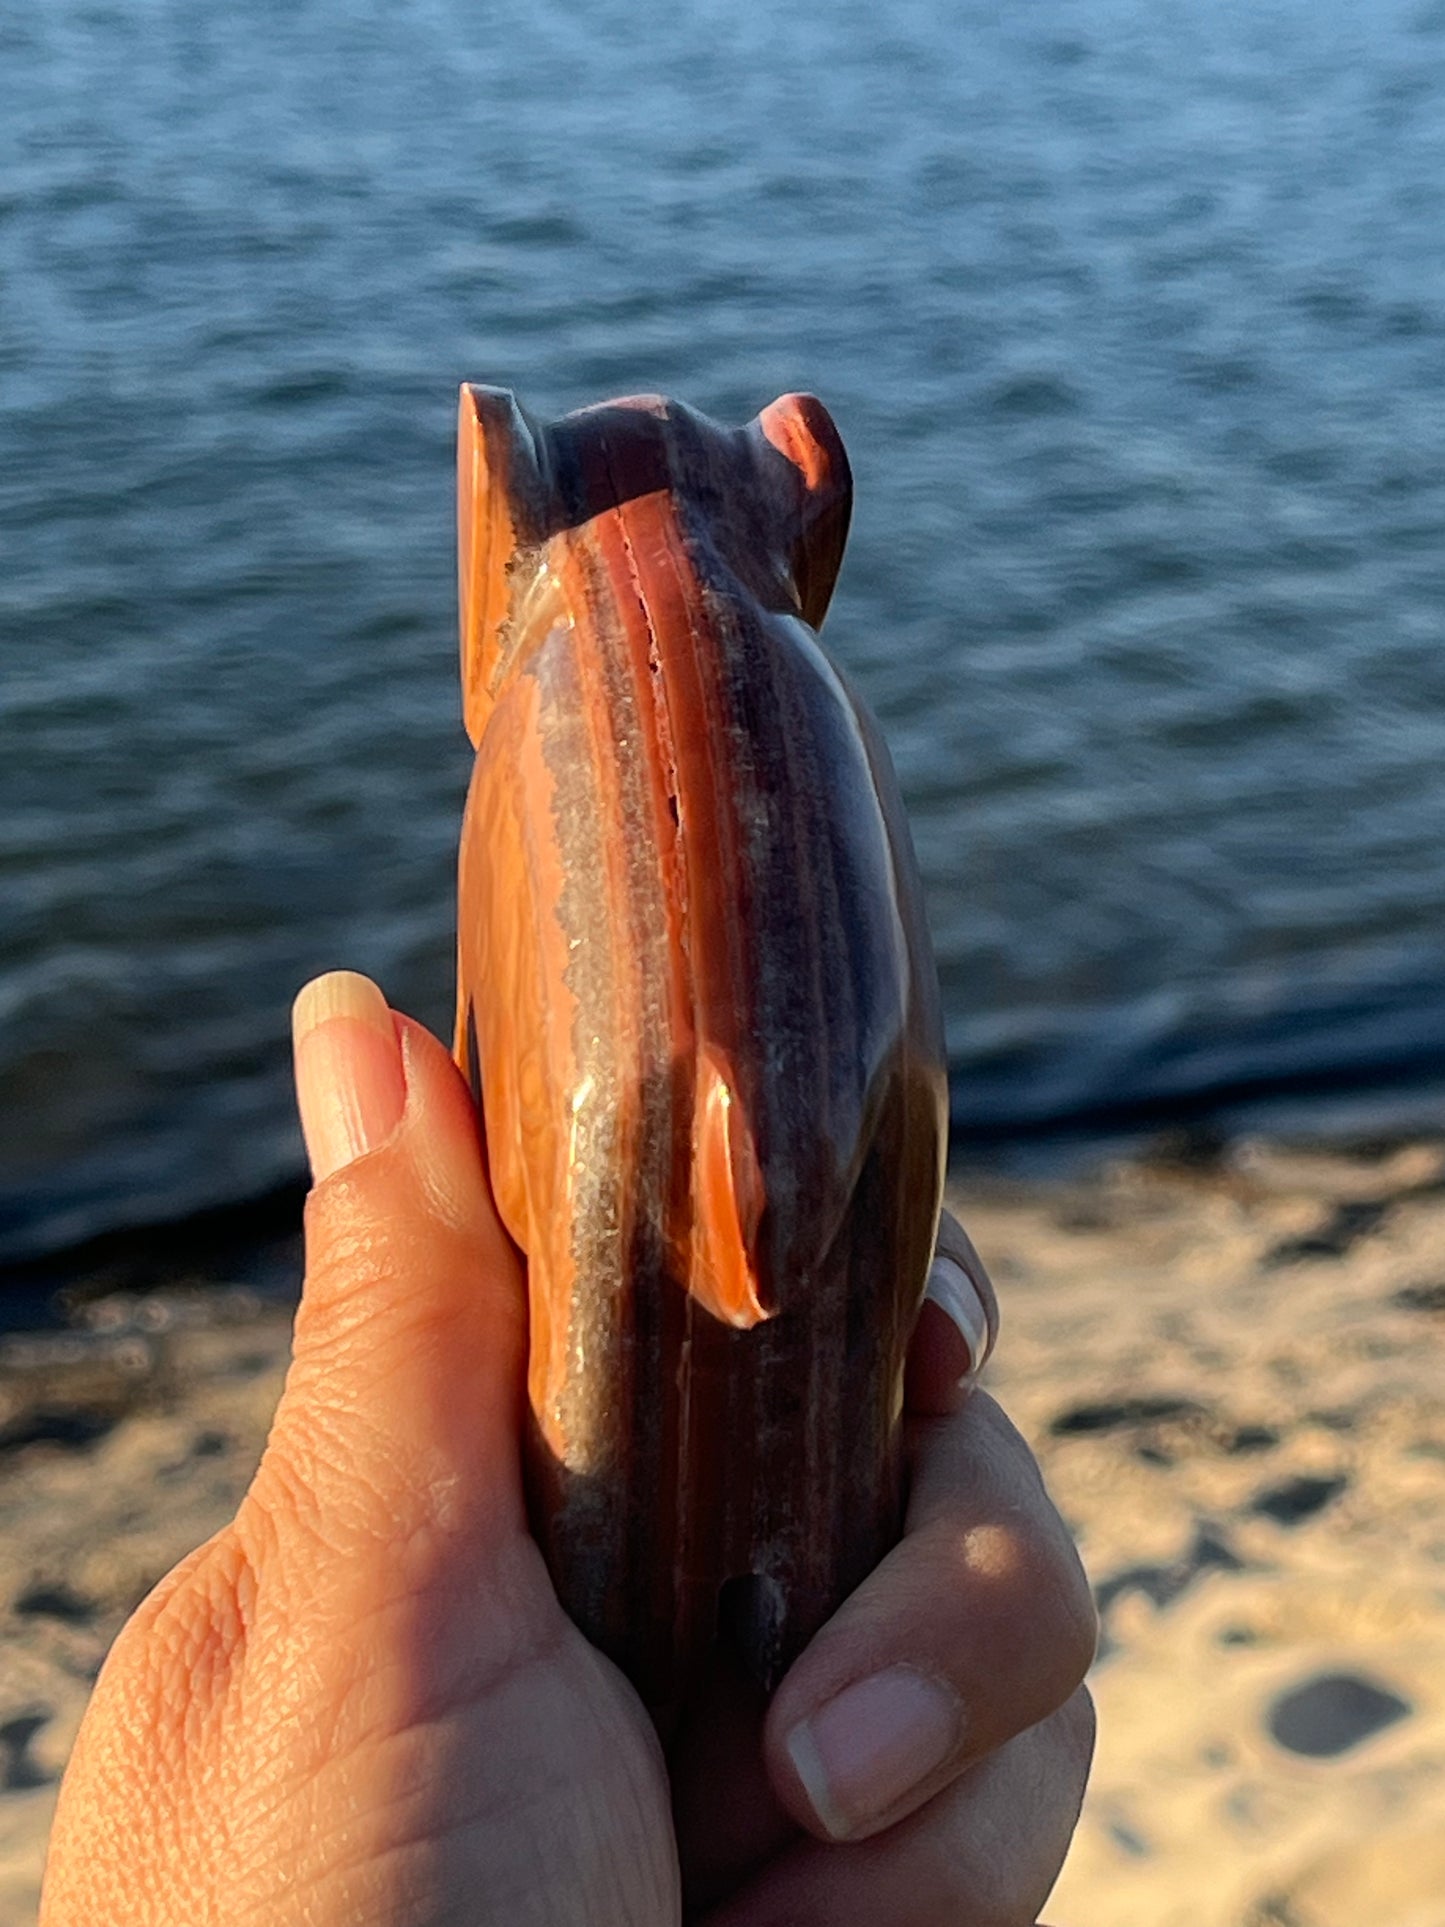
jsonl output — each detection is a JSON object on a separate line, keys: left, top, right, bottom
{"left": 1, "top": 1137, "right": 1442, "bottom": 1925}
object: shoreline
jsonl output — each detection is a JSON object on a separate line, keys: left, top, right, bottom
{"left": 6, "top": 1102, "right": 1444, "bottom": 1308}
{"left": 1, "top": 1131, "right": 1443, "bottom": 1923}
{"left": 8, "top": 1047, "right": 1445, "bottom": 1289}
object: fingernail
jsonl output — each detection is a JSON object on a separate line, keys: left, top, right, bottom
{"left": 292, "top": 971, "right": 406, "bottom": 1182}
{"left": 926, "top": 1254, "right": 991, "bottom": 1380}
{"left": 785, "top": 1666, "right": 964, "bottom": 1840}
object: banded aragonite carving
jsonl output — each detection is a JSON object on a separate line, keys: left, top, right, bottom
{"left": 454, "top": 386, "right": 947, "bottom": 1720}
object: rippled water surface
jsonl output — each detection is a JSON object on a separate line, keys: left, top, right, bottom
{"left": 5, "top": 0, "right": 1445, "bottom": 1260}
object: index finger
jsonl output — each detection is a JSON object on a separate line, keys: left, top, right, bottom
{"left": 764, "top": 1390, "right": 1097, "bottom": 1844}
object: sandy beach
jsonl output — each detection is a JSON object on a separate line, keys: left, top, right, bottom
{"left": 1, "top": 1136, "right": 1442, "bottom": 1926}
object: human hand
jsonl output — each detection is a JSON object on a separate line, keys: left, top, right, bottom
{"left": 41, "top": 972, "right": 1094, "bottom": 1927}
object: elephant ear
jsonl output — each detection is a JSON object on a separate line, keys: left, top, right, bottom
{"left": 457, "top": 384, "right": 550, "bottom": 745}
{"left": 749, "top": 393, "right": 853, "bottom": 631}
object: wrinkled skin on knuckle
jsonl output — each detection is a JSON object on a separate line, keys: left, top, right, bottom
{"left": 107, "top": 1528, "right": 257, "bottom": 1775}
{"left": 237, "top": 1430, "right": 588, "bottom": 1784}
{"left": 248, "top": 1393, "right": 421, "bottom": 1569}
{"left": 43, "top": 1530, "right": 263, "bottom": 1924}
{"left": 296, "top": 1173, "right": 394, "bottom": 1321}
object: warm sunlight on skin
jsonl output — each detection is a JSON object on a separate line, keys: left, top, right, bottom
{"left": 40, "top": 975, "right": 1095, "bottom": 1927}
{"left": 962, "top": 1522, "right": 1032, "bottom": 1586}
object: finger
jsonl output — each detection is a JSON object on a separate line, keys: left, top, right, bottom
{"left": 250, "top": 972, "right": 530, "bottom": 1564}
{"left": 905, "top": 1208, "right": 998, "bottom": 1416}
{"left": 702, "top": 1687, "right": 1095, "bottom": 1927}
{"left": 765, "top": 1392, "right": 1096, "bottom": 1843}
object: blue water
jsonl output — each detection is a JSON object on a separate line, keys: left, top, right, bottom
{"left": 5, "top": 0, "right": 1445, "bottom": 1262}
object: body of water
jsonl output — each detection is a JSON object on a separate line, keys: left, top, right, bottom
{"left": 5, "top": 0, "right": 1445, "bottom": 1262}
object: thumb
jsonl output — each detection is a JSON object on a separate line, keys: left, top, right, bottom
{"left": 251, "top": 971, "right": 530, "bottom": 1565}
